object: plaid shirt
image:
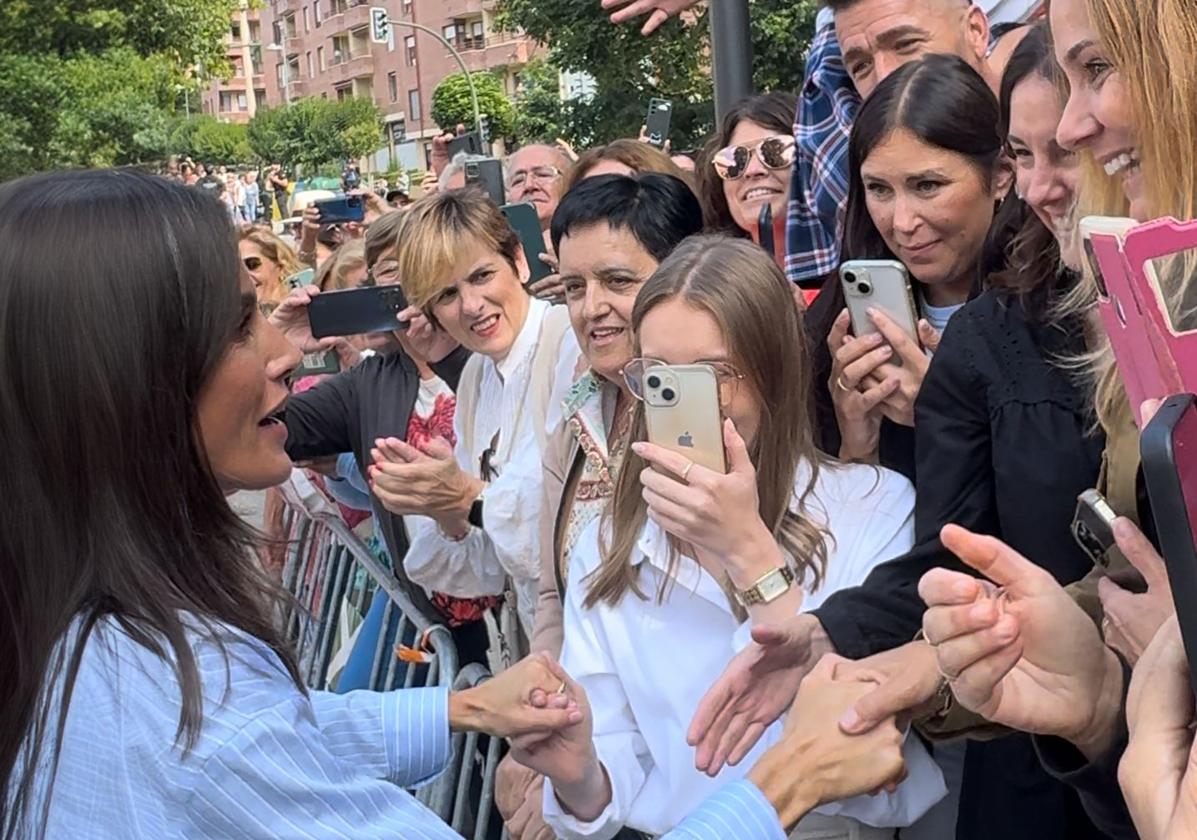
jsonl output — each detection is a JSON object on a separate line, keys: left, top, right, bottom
{"left": 785, "top": 22, "right": 861, "bottom": 284}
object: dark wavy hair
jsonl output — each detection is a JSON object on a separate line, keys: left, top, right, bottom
{"left": 0, "top": 170, "right": 301, "bottom": 837}
{"left": 694, "top": 92, "right": 798, "bottom": 236}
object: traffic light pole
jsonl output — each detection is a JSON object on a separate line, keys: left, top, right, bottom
{"left": 386, "top": 18, "right": 483, "bottom": 141}
{"left": 709, "top": 0, "right": 753, "bottom": 122}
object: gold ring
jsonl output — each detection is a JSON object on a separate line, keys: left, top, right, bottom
{"left": 680, "top": 460, "right": 695, "bottom": 482}
{"left": 836, "top": 374, "right": 852, "bottom": 393}
{"left": 555, "top": 681, "right": 567, "bottom": 695}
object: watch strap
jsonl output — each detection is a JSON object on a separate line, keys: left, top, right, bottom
{"left": 735, "top": 565, "right": 796, "bottom": 606}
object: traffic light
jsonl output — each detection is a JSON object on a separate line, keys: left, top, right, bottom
{"left": 369, "top": 7, "right": 390, "bottom": 44}
{"left": 479, "top": 113, "right": 491, "bottom": 144}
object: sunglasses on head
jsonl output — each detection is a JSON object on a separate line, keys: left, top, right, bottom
{"left": 712, "top": 135, "right": 796, "bottom": 181}
{"left": 243, "top": 256, "right": 263, "bottom": 271}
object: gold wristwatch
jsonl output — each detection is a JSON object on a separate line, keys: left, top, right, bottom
{"left": 735, "top": 565, "right": 796, "bottom": 606}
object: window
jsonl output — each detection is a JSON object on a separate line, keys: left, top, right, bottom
{"left": 405, "top": 35, "right": 416, "bottom": 66}
{"left": 408, "top": 88, "right": 421, "bottom": 121}
{"left": 335, "top": 84, "right": 351, "bottom": 101}
{"left": 306, "top": 51, "right": 313, "bottom": 77}
{"left": 275, "top": 62, "right": 285, "bottom": 87}
{"left": 464, "top": 19, "right": 484, "bottom": 50}
{"left": 250, "top": 44, "right": 263, "bottom": 75}
{"left": 317, "top": 45, "right": 326, "bottom": 70}
{"left": 249, "top": 21, "right": 260, "bottom": 43}
{"left": 219, "top": 91, "right": 249, "bottom": 111}
{"left": 387, "top": 71, "right": 398, "bottom": 103}
{"left": 402, "top": 0, "right": 412, "bottom": 14}
{"left": 255, "top": 89, "right": 267, "bottom": 108}
{"left": 231, "top": 55, "right": 245, "bottom": 78}
{"left": 442, "top": 24, "right": 457, "bottom": 47}
{"left": 333, "top": 34, "right": 349, "bottom": 63}
{"left": 313, "top": 0, "right": 322, "bottom": 26}
{"left": 230, "top": 21, "right": 242, "bottom": 43}
{"left": 303, "top": 6, "right": 310, "bottom": 33}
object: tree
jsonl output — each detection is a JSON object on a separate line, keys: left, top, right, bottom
{"left": 430, "top": 72, "right": 516, "bottom": 141}
{"left": 512, "top": 58, "right": 565, "bottom": 144}
{"left": 495, "top": 0, "right": 819, "bottom": 149}
{"left": 246, "top": 97, "right": 382, "bottom": 171}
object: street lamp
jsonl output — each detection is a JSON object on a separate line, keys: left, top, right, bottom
{"left": 174, "top": 83, "right": 191, "bottom": 118}
{"left": 266, "top": 43, "right": 291, "bottom": 104}
{"left": 370, "top": 11, "right": 483, "bottom": 140}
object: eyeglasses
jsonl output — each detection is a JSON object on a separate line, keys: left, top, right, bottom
{"left": 243, "top": 256, "right": 263, "bottom": 271}
{"left": 712, "top": 135, "right": 796, "bottom": 181}
{"left": 622, "top": 358, "right": 745, "bottom": 408}
{"left": 508, "top": 166, "right": 563, "bottom": 189}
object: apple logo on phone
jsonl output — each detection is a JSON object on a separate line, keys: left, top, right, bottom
{"left": 677, "top": 432, "right": 694, "bottom": 448}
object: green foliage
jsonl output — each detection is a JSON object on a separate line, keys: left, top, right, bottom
{"left": 171, "top": 115, "right": 251, "bottom": 164}
{"left": 0, "top": 47, "right": 182, "bottom": 180}
{"left": 246, "top": 96, "right": 382, "bottom": 171}
{"left": 495, "top": 0, "right": 819, "bottom": 149}
{"left": 430, "top": 72, "right": 516, "bottom": 140}
{"left": 512, "top": 58, "right": 564, "bottom": 144}
{"left": 0, "top": 0, "right": 242, "bottom": 71}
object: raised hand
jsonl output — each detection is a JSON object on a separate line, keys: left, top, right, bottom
{"left": 920, "top": 524, "right": 1124, "bottom": 759}
{"left": 1098, "top": 517, "right": 1175, "bottom": 665}
{"left": 828, "top": 309, "right": 900, "bottom": 462}
{"left": 1120, "top": 617, "right": 1197, "bottom": 839}
{"left": 397, "top": 305, "right": 459, "bottom": 364}
{"left": 687, "top": 613, "right": 834, "bottom": 776}
{"left": 746, "top": 656, "right": 907, "bottom": 829}
{"left": 368, "top": 436, "right": 482, "bottom": 522}
{"left": 269, "top": 284, "right": 339, "bottom": 354}
{"left": 601, "top": 0, "right": 702, "bottom": 35}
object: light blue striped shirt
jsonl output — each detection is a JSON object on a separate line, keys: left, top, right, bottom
{"left": 21, "top": 616, "right": 784, "bottom": 839}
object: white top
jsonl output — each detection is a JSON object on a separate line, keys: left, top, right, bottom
{"left": 543, "top": 461, "right": 946, "bottom": 839}
{"left": 404, "top": 298, "right": 580, "bottom": 636}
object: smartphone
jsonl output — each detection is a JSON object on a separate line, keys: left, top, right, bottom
{"left": 466, "top": 158, "right": 505, "bottom": 206}
{"left": 295, "top": 350, "right": 340, "bottom": 378}
{"left": 286, "top": 267, "right": 316, "bottom": 290}
{"left": 840, "top": 259, "right": 921, "bottom": 359}
{"left": 1141, "top": 392, "right": 1197, "bottom": 697}
{"left": 644, "top": 98, "right": 673, "bottom": 148}
{"left": 308, "top": 285, "right": 409, "bottom": 339}
{"left": 448, "top": 131, "right": 485, "bottom": 159}
{"left": 751, "top": 203, "right": 791, "bottom": 277}
{"left": 1072, "top": 489, "right": 1118, "bottom": 566}
{"left": 313, "top": 195, "right": 365, "bottom": 224}
{"left": 642, "top": 363, "right": 726, "bottom": 474}
{"left": 502, "top": 202, "right": 552, "bottom": 286}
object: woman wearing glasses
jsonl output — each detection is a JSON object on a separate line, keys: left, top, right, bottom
{"left": 521, "top": 236, "right": 945, "bottom": 840}
{"left": 368, "top": 189, "right": 580, "bottom": 643}
{"left": 695, "top": 92, "right": 798, "bottom": 238}
{"left": 238, "top": 226, "right": 302, "bottom": 311}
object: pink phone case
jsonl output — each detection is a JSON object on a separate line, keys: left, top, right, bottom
{"left": 1088, "top": 216, "right": 1197, "bottom": 426}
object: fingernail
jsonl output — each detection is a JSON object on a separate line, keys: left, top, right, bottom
{"left": 840, "top": 709, "right": 861, "bottom": 731}
{"left": 631, "top": 442, "right": 646, "bottom": 454}
{"left": 880, "top": 345, "right": 893, "bottom": 356}
{"left": 995, "top": 617, "right": 1017, "bottom": 642}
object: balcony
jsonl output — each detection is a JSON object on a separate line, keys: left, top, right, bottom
{"left": 327, "top": 0, "right": 373, "bottom": 33}
{"left": 327, "top": 51, "right": 375, "bottom": 84}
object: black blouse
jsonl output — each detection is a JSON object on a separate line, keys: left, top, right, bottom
{"left": 811, "top": 289, "right": 1109, "bottom": 840}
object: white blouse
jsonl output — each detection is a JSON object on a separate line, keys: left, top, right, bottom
{"left": 403, "top": 298, "right": 580, "bottom": 636}
{"left": 543, "top": 460, "right": 947, "bottom": 839}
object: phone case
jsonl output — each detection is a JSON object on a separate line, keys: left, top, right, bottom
{"left": 466, "top": 158, "right": 505, "bottom": 206}
{"left": 840, "top": 260, "right": 921, "bottom": 353}
{"left": 749, "top": 204, "right": 791, "bottom": 278}
{"left": 313, "top": 195, "right": 364, "bottom": 224}
{"left": 642, "top": 364, "right": 727, "bottom": 474}
{"left": 1071, "top": 489, "right": 1118, "bottom": 567}
{"left": 308, "top": 285, "right": 409, "bottom": 339}
{"left": 645, "top": 99, "right": 672, "bottom": 148}
{"left": 502, "top": 202, "right": 552, "bottom": 284}
{"left": 448, "top": 131, "right": 485, "bottom": 158}
{"left": 1140, "top": 392, "right": 1197, "bottom": 696}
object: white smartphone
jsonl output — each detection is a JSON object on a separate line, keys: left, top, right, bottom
{"left": 642, "top": 363, "right": 727, "bottom": 474}
{"left": 840, "top": 259, "right": 921, "bottom": 356}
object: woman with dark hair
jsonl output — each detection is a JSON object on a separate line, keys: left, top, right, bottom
{"left": 695, "top": 92, "right": 798, "bottom": 237}
{"left": 806, "top": 54, "right": 1013, "bottom": 479}
{"left": 0, "top": 169, "right": 582, "bottom": 838}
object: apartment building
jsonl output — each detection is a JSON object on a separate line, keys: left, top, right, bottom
{"left": 199, "top": 3, "right": 281, "bottom": 124}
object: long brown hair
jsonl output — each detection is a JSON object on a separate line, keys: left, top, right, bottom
{"left": 585, "top": 235, "right": 834, "bottom": 609}
{"left": 0, "top": 171, "right": 302, "bottom": 837}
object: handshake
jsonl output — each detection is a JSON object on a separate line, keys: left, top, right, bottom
{"left": 488, "top": 650, "right": 911, "bottom": 837}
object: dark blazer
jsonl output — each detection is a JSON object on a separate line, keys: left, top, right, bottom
{"left": 284, "top": 346, "right": 470, "bottom": 611}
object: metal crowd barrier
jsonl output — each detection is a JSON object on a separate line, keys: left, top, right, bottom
{"left": 275, "top": 469, "right": 508, "bottom": 835}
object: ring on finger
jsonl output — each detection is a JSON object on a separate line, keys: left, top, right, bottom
{"left": 935, "top": 658, "right": 962, "bottom": 683}
{"left": 680, "top": 460, "right": 695, "bottom": 482}
{"left": 836, "top": 374, "right": 852, "bottom": 393}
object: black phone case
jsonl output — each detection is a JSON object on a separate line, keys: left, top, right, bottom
{"left": 448, "top": 131, "right": 485, "bottom": 158}
{"left": 1141, "top": 392, "right": 1197, "bottom": 697}
{"left": 757, "top": 204, "right": 775, "bottom": 258}
{"left": 308, "top": 286, "right": 409, "bottom": 339}
{"left": 313, "top": 196, "right": 364, "bottom": 224}
{"left": 466, "top": 158, "right": 505, "bottom": 206}
{"left": 645, "top": 98, "right": 672, "bottom": 148}
{"left": 501, "top": 202, "right": 552, "bottom": 284}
